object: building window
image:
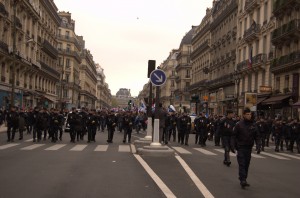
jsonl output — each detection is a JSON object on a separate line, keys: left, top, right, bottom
{"left": 66, "top": 31, "right": 70, "bottom": 39}
{"left": 66, "top": 74, "right": 69, "bottom": 82}
{"left": 186, "top": 70, "right": 190, "bottom": 78}
{"left": 264, "top": 2, "right": 268, "bottom": 22}
{"left": 66, "top": 44, "right": 71, "bottom": 52}
{"left": 66, "top": 59, "right": 70, "bottom": 67}
{"left": 285, "top": 75, "right": 289, "bottom": 89}
{"left": 275, "top": 77, "right": 280, "bottom": 91}
{"left": 59, "top": 57, "right": 63, "bottom": 66}
{"left": 171, "top": 80, "right": 175, "bottom": 87}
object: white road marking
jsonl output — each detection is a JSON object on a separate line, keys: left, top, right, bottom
{"left": 0, "top": 143, "right": 20, "bottom": 150}
{"left": 194, "top": 148, "right": 217, "bottom": 155}
{"left": 45, "top": 144, "right": 66, "bottom": 151}
{"left": 133, "top": 154, "right": 176, "bottom": 198}
{"left": 277, "top": 153, "right": 300, "bottom": 160}
{"left": 250, "top": 153, "right": 265, "bottom": 159}
{"left": 118, "top": 145, "right": 130, "bottom": 152}
{"left": 25, "top": 138, "right": 33, "bottom": 142}
{"left": 175, "top": 154, "right": 215, "bottom": 198}
{"left": 172, "top": 146, "right": 192, "bottom": 154}
{"left": 214, "top": 149, "right": 236, "bottom": 157}
{"left": 70, "top": 144, "right": 87, "bottom": 151}
{"left": 94, "top": 145, "right": 108, "bottom": 152}
{"left": 130, "top": 144, "right": 136, "bottom": 154}
{"left": 21, "top": 144, "right": 45, "bottom": 150}
{"left": 260, "top": 152, "right": 290, "bottom": 160}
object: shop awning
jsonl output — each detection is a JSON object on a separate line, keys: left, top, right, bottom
{"left": 257, "top": 97, "right": 268, "bottom": 105}
{"left": 261, "top": 95, "right": 291, "bottom": 105}
{"left": 42, "top": 95, "right": 55, "bottom": 103}
{"left": 293, "top": 101, "right": 300, "bottom": 107}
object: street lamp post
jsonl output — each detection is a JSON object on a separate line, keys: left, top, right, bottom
{"left": 10, "top": 0, "right": 17, "bottom": 108}
{"left": 233, "top": 70, "right": 241, "bottom": 116}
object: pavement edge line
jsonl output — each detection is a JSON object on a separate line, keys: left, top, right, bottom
{"left": 174, "top": 153, "right": 214, "bottom": 198}
{"left": 133, "top": 153, "right": 176, "bottom": 198}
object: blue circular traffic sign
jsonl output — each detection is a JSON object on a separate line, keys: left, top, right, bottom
{"left": 150, "top": 69, "right": 167, "bottom": 86}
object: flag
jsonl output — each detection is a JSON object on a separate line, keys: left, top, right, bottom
{"left": 248, "top": 47, "right": 253, "bottom": 69}
{"left": 138, "top": 100, "right": 147, "bottom": 113}
{"left": 168, "top": 105, "right": 176, "bottom": 113}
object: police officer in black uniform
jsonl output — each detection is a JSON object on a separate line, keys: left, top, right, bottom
{"left": 257, "top": 117, "right": 268, "bottom": 151}
{"left": 177, "top": 112, "right": 191, "bottom": 145}
{"left": 106, "top": 110, "right": 117, "bottom": 143}
{"left": 35, "top": 108, "right": 49, "bottom": 142}
{"left": 166, "top": 110, "right": 177, "bottom": 142}
{"left": 67, "top": 107, "right": 77, "bottom": 143}
{"left": 49, "top": 109, "right": 61, "bottom": 143}
{"left": 195, "top": 112, "right": 209, "bottom": 146}
{"left": 6, "top": 106, "right": 19, "bottom": 142}
{"left": 289, "top": 118, "right": 300, "bottom": 153}
{"left": 86, "top": 109, "right": 98, "bottom": 143}
{"left": 220, "top": 110, "right": 235, "bottom": 166}
{"left": 122, "top": 111, "right": 134, "bottom": 143}
{"left": 272, "top": 119, "right": 283, "bottom": 152}
{"left": 232, "top": 108, "right": 261, "bottom": 189}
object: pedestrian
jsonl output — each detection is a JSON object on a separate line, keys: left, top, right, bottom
{"left": 106, "top": 110, "right": 117, "bottom": 143}
{"left": 220, "top": 109, "right": 235, "bottom": 167}
{"left": 177, "top": 112, "right": 191, "bottom": 146}
{"left": 6, "top": 106, "right": 19, "bottom": 142}
{"left": 122, "top": 111, "right": 134, "bottom": 143}
{"left": 232, "top": 108, "right": 261, "bottom": 189}
{"left": 86, "top": 109, "right": 98, "bottom": 143}
{"left": 18, "top": 109, "right": 26, "bottom": 140}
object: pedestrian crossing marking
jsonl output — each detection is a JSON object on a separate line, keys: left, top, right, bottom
{"left": 21, "top": 144, "right": 45, "bottom": 150}
{"left": 260, "top": 152, "right": 290, "bottom": 160}
{"left": 94, "top": 145, "right": 108, "bottom": 152}
{"left": 25, "top": 138, "right": 33, "bottom": 142}
{"left": 194, "top": 148, "right": 217, "bottom": 155}
{"left": 172, "top": 147, "right": 192, "bottom": 154}
{"left": 214, "top": 149, "right": 236, "bottom": 157}
{"left": 118, "top": 145, "right": 130, "bottom": 152}
{"left": 45, "top": 144, "right": 66, "bottom": 151}
{"left": 70, "top": 144, "right": 87, "bottom": 151}
{"left": 277, "top": 153, "right": 300, "bottom": 160}
{"left": 250, "top": 153, "right": 265, "bottom": 159}
{"left": 0, "top": 143, "right": 20, "bottom": 150}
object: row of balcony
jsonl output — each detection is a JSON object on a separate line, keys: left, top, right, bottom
{"left": 40, "top": 61, "right": 60, "bottom": 79}
{"left": 42, "top": 40, "right": 58, "bottom": 59}
{"left": 271, "top": 19, "right": 300, "bottom": 45}
{"left": 244, "top": 0, "right": 259, "bottom": 13}
{"left": 270, "top": 50, "right": 300, "bottom": 72}
{"left": 58, "top": 48, "right": 81, "bottom": 63}
{"left": 207, "top": 73, "right": 234, "bottom": 89}
{"left": 0, "top": 2, "right": 8, "bottom": 17}
{"left": 244, "top": 23, "right": 261, "bottom": 43}
{"left": 191, "top": 40, "right": 210, "bottom": 59}
{"left": 236, "top": 53, "right": 267, "bottom": 71}
{"left": 211, "top": 0, "right": 238, "bottom": 30}
{"left": 57, "top": 34, "right": 81, "bottom": 50}
{"left": 273, "top": 0, "right": 300, "bottom": 17}
{"left": 0, "top": 40, "right": 8, "bottom": 53}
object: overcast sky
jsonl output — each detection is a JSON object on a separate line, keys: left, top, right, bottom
{"left": 54, "top": 0, "right": 213, "bottom": 96}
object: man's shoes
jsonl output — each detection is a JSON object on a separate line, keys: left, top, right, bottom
{"left": 223, "top": 161, "right": 231, "bottom": 166}
{"left": 240, "top": 181, "right": 250, "bottom": 188}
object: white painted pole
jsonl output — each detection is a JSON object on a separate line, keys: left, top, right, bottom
{"left": 150, "top": 119, "right": 161, "bottom": 146}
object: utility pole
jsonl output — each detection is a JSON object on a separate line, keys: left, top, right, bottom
{"left": 10, "top": 0, "right": 17, "bottom": 108}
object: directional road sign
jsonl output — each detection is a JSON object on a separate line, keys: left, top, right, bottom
{"left": 150, "top": 69, "right": 167, "bottom": 86}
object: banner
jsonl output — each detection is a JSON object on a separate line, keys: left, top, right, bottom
{"left": 245, "top": 92, "right": 257, "bottom": 111}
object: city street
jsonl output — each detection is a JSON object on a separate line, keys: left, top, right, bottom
{"left": 0, "top": 129, "right": 299, "bottom": 198}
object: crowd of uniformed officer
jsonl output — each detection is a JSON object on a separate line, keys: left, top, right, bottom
{"left": 1, "top": 105, "right": 299, "bottom": 155}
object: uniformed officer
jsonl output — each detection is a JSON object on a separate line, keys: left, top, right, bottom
{"left": 177, "top": 112, "right": 191, "bottom": 145}
{"left": 166, "top": 110, "right": 177, "bottom": 142}
{"left": 35, "top": 108, "right": 49, "bottom": 142}
{"left": 106, "top": 110, "right": 117, "bottom": 143}
{"left": 232, "top": 108, "right": 261, "bottom": 189}
{"left": 86, "top": 109, "right": 98, "bottom": 143}
{"left": 194, "top": 112, "right": 209, "bottom": 146}
{"left": 289, "top": 118, "right": 300, "bottom": 153}
{"left": 6, "top": 106, "right": 19, "bottom": 142}
{"left": 257, "top": 118, "right": 268, "bottom": 151}
{"left": 67, "top": 107, "right": 78, "bottom": 143}
{"left": 272, "top": 119, "right": 283, "bottom": 152}
{"left": 49, "top": 109, "right": 61, "bottom": 143}
{"left": 122, "top": 111, "right": 134, "bottom": 143}
{"left": 220, "top": 109, "right": 235, "bottom": 166}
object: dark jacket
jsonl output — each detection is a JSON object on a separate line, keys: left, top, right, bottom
{"left": 232, "top": 119, "right": 260, "bottom": 148}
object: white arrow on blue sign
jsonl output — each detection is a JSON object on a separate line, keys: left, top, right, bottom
{"left": 150, "top": 69, "right": 167, "bottom": 86}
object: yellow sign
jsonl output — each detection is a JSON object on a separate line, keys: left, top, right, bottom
{"left": 245, "top": 93, "right": 257, "bottom": 108}
{"left": 203, "top": 95, "right": 208, "bottom": 101}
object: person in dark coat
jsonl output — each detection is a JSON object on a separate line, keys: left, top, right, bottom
{"left": 106, "top": 111, "right": 117, "bottom": 143}
{"left": 6, "top": 106, "right": 19, "bottom": 142}
{"left": 18, "top": 109, "right": 27, "bottom": 140}
{"left": 232, "top": 108, "right": 261, "bottom": 189}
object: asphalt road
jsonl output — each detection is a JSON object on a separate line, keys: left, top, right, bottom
{"left": 0, "top": 128, "right": 299, "bottom": 198}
